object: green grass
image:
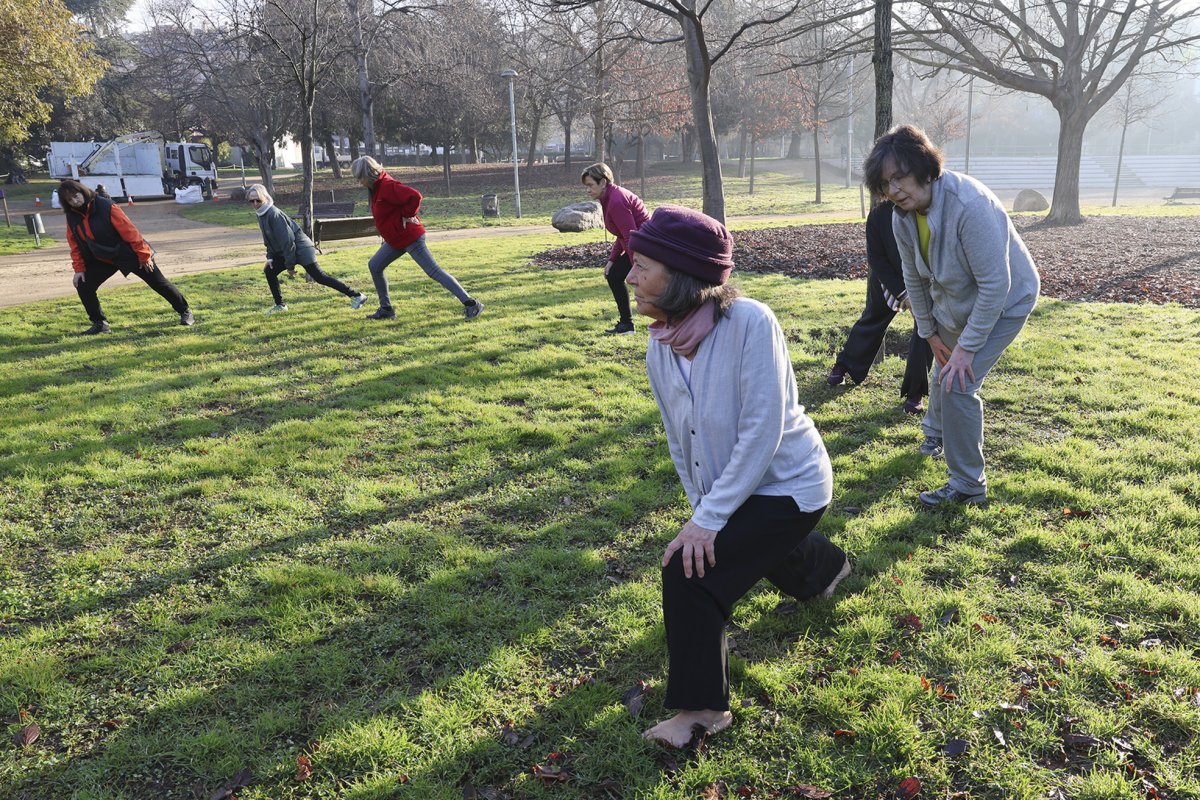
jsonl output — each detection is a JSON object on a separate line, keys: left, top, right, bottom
{"left": 181, "top": 160, "right": 867, "bottom": 231}
{"left": 1, "top": 230, "right": 1199, "bottom": 799}
{"left": 0, "top": 223, "right": 55, "bottom": 254}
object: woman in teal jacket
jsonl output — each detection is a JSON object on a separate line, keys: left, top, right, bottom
{"left": 246, "top": 184, "right": 369, "bottom": 313}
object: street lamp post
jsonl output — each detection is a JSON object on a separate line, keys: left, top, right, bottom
{"left": 501, "top": 69, "right": 522, "bottom": 218}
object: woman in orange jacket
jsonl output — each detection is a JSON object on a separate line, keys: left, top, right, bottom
{"left": 59, "top": 179, "right": 193, "bottom": 335}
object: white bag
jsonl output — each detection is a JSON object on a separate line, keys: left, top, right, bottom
{"left": 174, "top": 185, "right": 205, "bottom": 204}
{"left": 51, "top": 191, "right": 61, "bottom": 209}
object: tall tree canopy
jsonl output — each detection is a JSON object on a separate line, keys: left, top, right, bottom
{"left": 0, "top": 0, "right": 106, "bottom": 143}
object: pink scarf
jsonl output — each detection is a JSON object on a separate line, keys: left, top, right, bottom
{"left": 649, "top": 300, "right": 718, "bottom": 359}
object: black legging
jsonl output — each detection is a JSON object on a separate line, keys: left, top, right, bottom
{"left": 77, "top": 259, "right": 189, "bottom": 322}
{"left": 265, "top": 258, "right": 357, "bottom": 306}
{"left": 661, "top": 496, "right": 843, "bottom": 711}
{"left": 837, "top": 268, "right": 932, "bottom": 400}
{"left": 606, "top": 253, "right": 634, "bottom": 324}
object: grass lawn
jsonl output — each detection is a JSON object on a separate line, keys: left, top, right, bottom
{"left": 1, "top": 232, "right": 1198, "bottom": 799}
{"left": 181, "top": 161, "right": 867, "bottom": 232}
{"left": 0, "top": 223, "right": 55, "bottom": 255}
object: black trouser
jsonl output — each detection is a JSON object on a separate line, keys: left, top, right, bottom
{"left": 265, "top": 258, "right": 356, "bottom": 306}
{"left": 837, "top": 269, "right": 933, "bottom": 399}
{"left": 662, "top": 495, "right": 843, "bottom": 711}
{"left": 77, "top": 260, "right": 189, "bottom": 323}
{"left": 606, "top": 253, "right": 634, "bottom": 324}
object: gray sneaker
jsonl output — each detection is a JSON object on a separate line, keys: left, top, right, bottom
{"left": 350, "top": 293, "right": 369, "bottom": 310}
{"left": 265, "top": 304, "right": 288, "bottom": 314}
{"left": 464, "top": 299, "right": 484, "bottom": 320}
{"left": 919, "top": 484, "right": 986, "bottom": 507}
{"left": 919, "top": 435, "right": 944, "bottom": 458}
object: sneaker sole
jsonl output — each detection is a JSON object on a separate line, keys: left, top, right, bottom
{"left": 820, "top": 557, "right": 852, "bottom": 598}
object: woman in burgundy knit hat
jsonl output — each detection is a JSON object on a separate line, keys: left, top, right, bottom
{"left": 627, "top": 205, "right": 851, "bottom": 748}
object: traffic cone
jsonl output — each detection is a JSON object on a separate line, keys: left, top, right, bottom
{"left": 34, "top": 196, "right": 41, "bottom": 207}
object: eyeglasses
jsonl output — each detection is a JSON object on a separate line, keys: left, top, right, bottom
{"left": 882, "top": 171, "right": 911, "bottom": 192}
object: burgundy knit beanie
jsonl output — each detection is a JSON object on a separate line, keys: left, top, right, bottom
{"left": 629, "top": 205, "right": 734, "bottom": 285}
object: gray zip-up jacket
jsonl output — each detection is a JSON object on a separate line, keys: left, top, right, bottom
{"left": 892, "top": 170, "right": 1040, "bottom": 353}
{"left": 257, "top": 203, "right": 317, "bottom": 268}
{"left": 646, "top": 297, "right": 833, "bottom": 532}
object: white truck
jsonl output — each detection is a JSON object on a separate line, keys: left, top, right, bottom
{"left": 48, "top": 131, "right": 219, "bottom": 200}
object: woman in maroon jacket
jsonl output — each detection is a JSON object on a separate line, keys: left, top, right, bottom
{"left": 582, "top": 163, "right": 649, "bottom": 335}
{"left": 350, "top": 156, "right": 483, "bottom": 320}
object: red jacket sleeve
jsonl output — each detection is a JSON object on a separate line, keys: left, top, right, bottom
{"left": 109, "top": 205, "right": 153, "bottom": 264}
{"left": 66, "top": 225, "right": 86, "bottom": 273}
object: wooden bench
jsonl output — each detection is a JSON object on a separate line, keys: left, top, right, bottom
{"left": 1164, "top": 187, "right": 1200, "bottom": 204}
{"left": 312, "top": 216, "right": 378, "bottom": 248}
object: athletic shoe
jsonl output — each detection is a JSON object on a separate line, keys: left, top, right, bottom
{"left": 827, "top": 363, "right": 848, "bottom": 386}
{"left": 464, "top": 300, "right": 485, "bottom": 320}
{"left": 903, "top": 396, "right": 924, "bottom": 415}
{"left": 367, "top": 306, "right": 396, "bottom": 320}
{"left": 83, "top": 320, "right": 111, "bottom": 335}
{"left": 265, "top": 304, "right": 288, "bottom": 314}
{"left": 179, "top": 310, "right": 195, "bottom": 326}
{"left": 820, "top": 557, "right": 852, "bottom": 599}
{"left": 919, "top": 435, "right": 943, "bottom": 458}
{"left": 604, "top": 320, "right": 635, "bottom": 335}
{"left": 919, "top": 483, "right": 987, "bottom": 507}
{"left": 350, "top": 293, "right": 369, "bottom": 310}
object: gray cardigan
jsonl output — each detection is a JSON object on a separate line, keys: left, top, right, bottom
{"left": 646, "top": 297, "right": 833, "bottom": 531}
{"left": 257, "top": 204, "right": 317, "bottom": 267}
{"left": 891, "top": 170, "right": 1039, "bottom": 353}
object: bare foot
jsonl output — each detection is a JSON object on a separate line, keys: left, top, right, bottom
{"left": 820, "top": 557, "right": 852, "bottom": 599}
{"left": 642, "top": 709, "right": 732, "bottom": 748}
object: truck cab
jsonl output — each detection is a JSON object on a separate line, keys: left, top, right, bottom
{"left": 164, "top": 143, "right": 218, "bottom": 198}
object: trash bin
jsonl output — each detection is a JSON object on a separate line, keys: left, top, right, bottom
{"left": 481, "top": 193, "right": 499, "bottom": 218}
{"left": 24, "top": 213, "right": 45, "bottom": 246}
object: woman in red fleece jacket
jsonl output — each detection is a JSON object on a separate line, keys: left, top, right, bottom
{"left": 350, "top": 156, "right": 483, "bottom": 321}
{"left": 582, "top": 163, "right": 649, "bottom": 335}
{"left": 59, "top": 179, "right": 193, "bottom": 335}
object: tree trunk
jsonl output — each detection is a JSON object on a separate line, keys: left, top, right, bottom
{"left": 526, "top": 104, "right": 542, "bottom": 168}
{"left": 812, "top": 128, "right": 822, "bottom": 203}
{"left": 325, "top": 132, "right": 342, "bottom": 179}
{"left": 1112, "top": 118, "right": 1128, "bottom": 207}
{"left": 787, "top": 129, "right": 803, "bottom": 159}
{"left": 349, "top": 0, "right": 375, "bottom": 159}
{"left": 737, "top": 119, "right": 748, "bottom": 179}
{"left": 252, "top": 133, "right": 275, "bottom": 195}
{"left": 300, "top": 105, "right": 316, "bottom": 237}
{"left": 638, "top": 129, "right": 647, "bottom": 198}
{"left": 564, "top": 120, "right": 573, "bottom": 173}
{"left": 680, "top": 9, "right": 724, "bottom": 223}
{"left": 873, "top": 0, "right": 893, "bottom": 141}
{"left": 349, "top": 135, "right": 360, "bottom": 161}
{"left": 442, "top": 141, "right": 452, "bottom": 196}
{"left": 749, "top": 127, "right": 757, "bottom": 194}
{"left": 1047, "top": 108, "right": 1086, "bottom": 224}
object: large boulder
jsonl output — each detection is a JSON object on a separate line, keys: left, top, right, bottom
{"left": 552, "top": 200, "right": 603, "bottom": 232}
{"left": 1013, "top": 189, "right": 1049, "bottom": 213}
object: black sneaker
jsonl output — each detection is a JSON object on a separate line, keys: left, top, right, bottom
{"left": 83, "top": 320, "right": 111, "bottom": 335}
{"left": 464, "top": 299, "right": 485, "bottom": 320}
{"left": 827, "top": 363, "right": 848, "bottom": 386}
{"left": 367, "top": 306, "right": 396, "bottom": 320}
{"left": 604, "top": 320, "right": 635, "bottom": 335}
{"left": 179, "top": 310, "right": 195, "bottom": 326}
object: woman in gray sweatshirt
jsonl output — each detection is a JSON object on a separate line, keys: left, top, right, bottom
{"left": 246, "top": 184, "right": 368, "bottom": 313}
{"left": 863, "top": 126, "right": 1040, "bottom": 507}
{"left": 626, "top": 205, "right": 850, "bottom": 749}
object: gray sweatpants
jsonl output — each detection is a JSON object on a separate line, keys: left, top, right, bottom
{"left": 923, "top": 314, "right": 1028, "bottom": 496}
{"left": 368, "top": 235, "right": 471, "bottom": 309}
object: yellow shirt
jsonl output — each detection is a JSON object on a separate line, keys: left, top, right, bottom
{"left": 916, "top": 211, "right": 931, "bottom": 264}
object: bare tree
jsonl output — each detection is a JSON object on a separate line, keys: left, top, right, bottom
{"left": 896, "top": 0, "right": 1200, "bottom": 224}
{"left": 893, "top": 62, "right": 969, "bottom": 148}
{"left": 1105, "top": 73, "right": 1169, "bottom": 206}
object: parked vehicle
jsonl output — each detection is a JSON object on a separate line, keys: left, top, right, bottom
{"left": 48, "top": 131, "right": 218, "bottom": 199}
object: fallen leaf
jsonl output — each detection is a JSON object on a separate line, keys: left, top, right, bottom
{"left": 167, "top": 639, "right": 195, "bottom": 654}
{"left": 1062, "top": 507, "right": 1092, "bottom": 518}
{"left": 998, "top": 701, "right": 1028, "bottom": 712}
{"left": 982, "top": 614, "right": 999, "bottom": 623}
{"left": 920, "top": 676, "right": 931, "bottom": 691}
{"left": 1063, "top": 733, "right": 1103, "bottom": 749}
{"left": 737, "top": 786, "right": 754, "bottom": 798}
{"left": 499, "top": 721, "right": 521, "bottom": 746}
{"left": 1136, "top": 667, "right": 1160, "bottom": 676}
{"left": 295, "top": 754, "right": 312, "bottom": 782}
{"left": 784, "top": 786, "right": 833, "bottom": 799}
{"left": 531, "top": 763, "right": 572, "bottom": 783}
{"left": 700, "top": 783, "right": 725, "bottom": 800}
{"left": 890, "top": 575, "right": 904, "bottom": 586}
{"left": 993, "top": 728, "right": 1007, "bottom": 747}
{"left": 1139, "top": 638, "right": 1163, "bottom": 649}
{"left": 208, "top": 768, "right": 253, "bottom": 800}
{"left": 938, "top": 608, "right": 959, "bottom": 626}
{"left": 894, "top": 613, "right": 923, "bottom": 632}
{"left": 1098, "top": 634, "right": 1120, "bottom": 648}
{"left": 888, "top": 649, "right": 902, "bottom": 664}
{"left": 895, "top": 777, "right": 922, "bottom": 799}
{"left": 14, "top": 723, "right": 40, "bottom": 748}
{"left": 833, "top": 728, "right": 857, "bottom": 738}
{"left": 621, "top": 680, "right": 650, "bottom": 717}
{"left": 942, "top": 738, "right": 969, "bottom": 756}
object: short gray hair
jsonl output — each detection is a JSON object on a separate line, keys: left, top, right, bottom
{"left": 351, "top": 156, "right": 383, "bottom": 183}
{"left": 245, "top": 183, "right": 272, "bottom": 204}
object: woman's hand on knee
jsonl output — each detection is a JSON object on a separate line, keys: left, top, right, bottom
{"left": 663, "top": 519, "right": 718, "bottom": 578}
